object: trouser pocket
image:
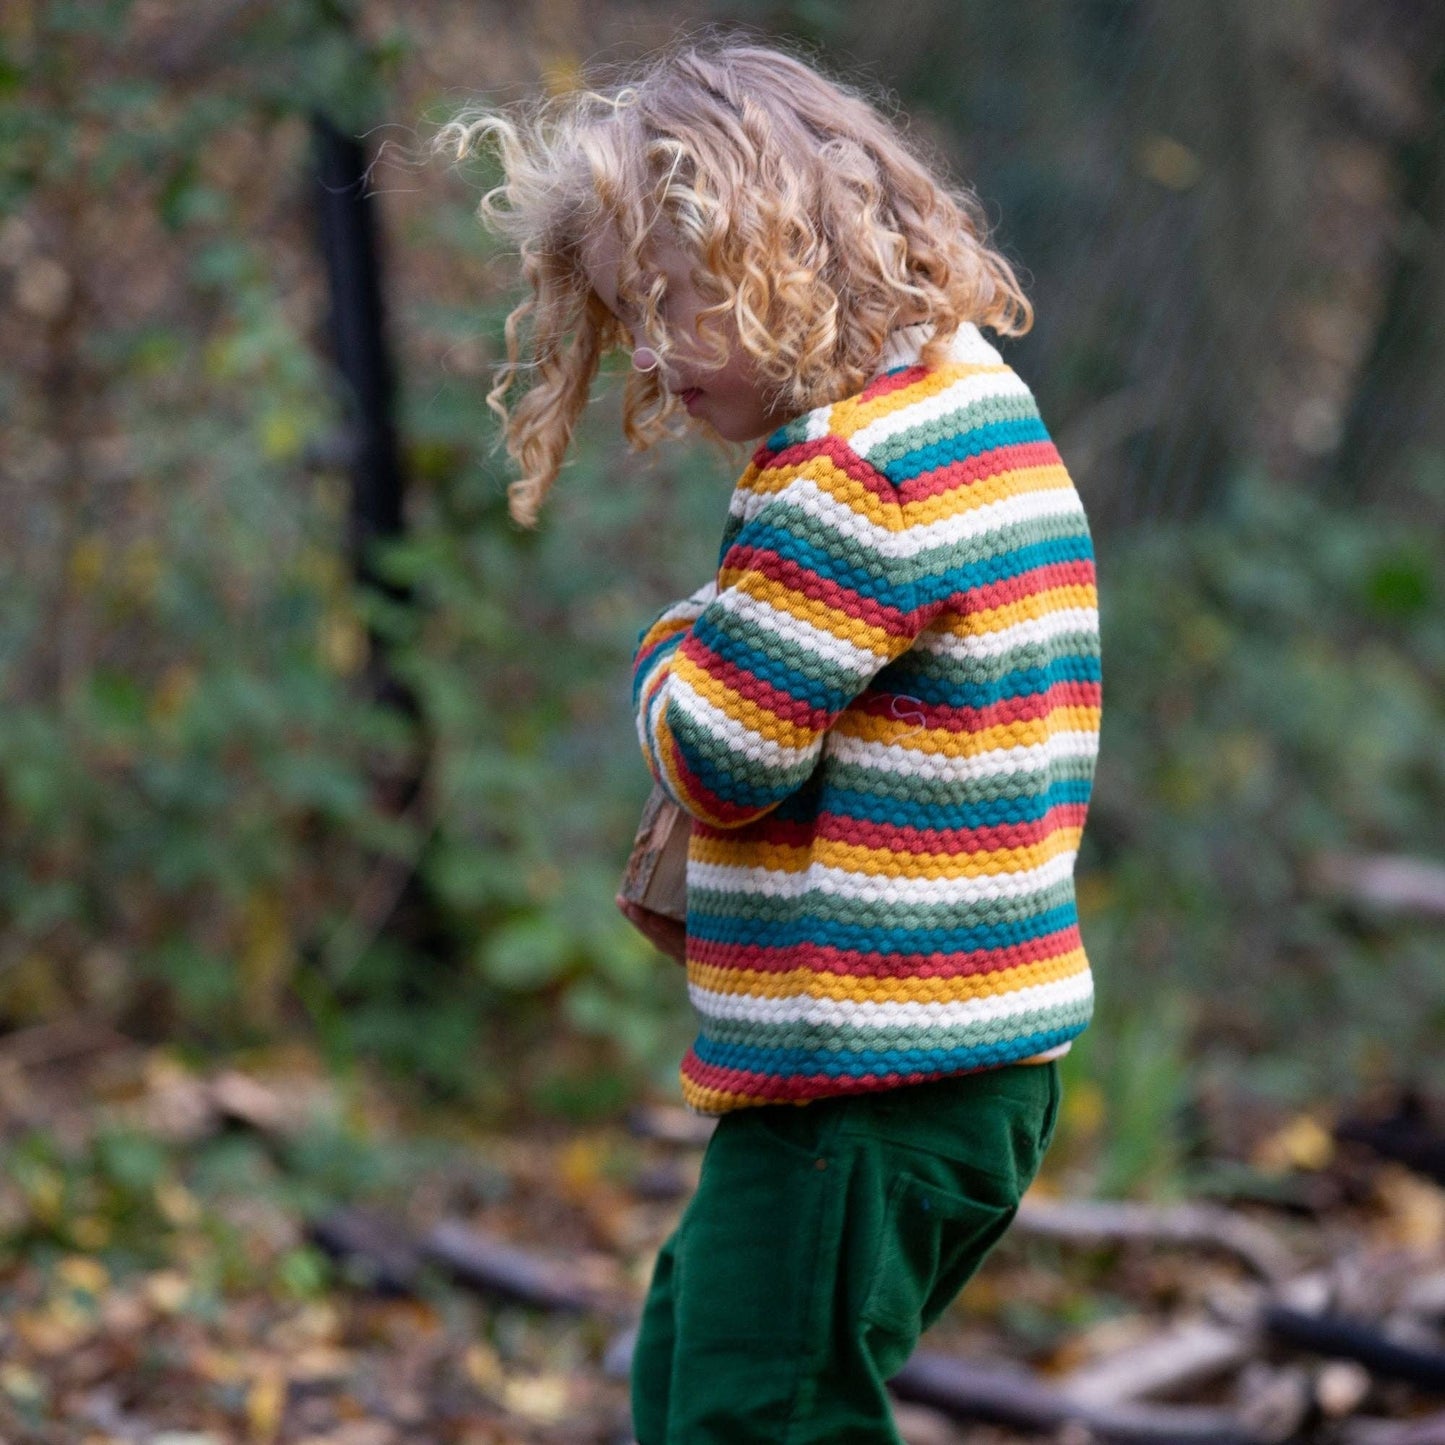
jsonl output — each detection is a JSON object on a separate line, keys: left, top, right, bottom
{"left": 860, "top": 1171, "right": 1017, "bottom": 1342}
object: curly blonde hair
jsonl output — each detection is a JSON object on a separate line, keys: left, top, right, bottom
{"left": 433, "top": 33, "right": 1033, "bottom": 529}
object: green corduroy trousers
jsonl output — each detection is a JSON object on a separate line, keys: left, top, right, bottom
{"left": 630, "top": 1059, "right": 1061, "bottom": 1444}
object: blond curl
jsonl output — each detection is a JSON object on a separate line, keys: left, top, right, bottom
{"left": 431, "top": 33, "right": 1033, "bottom": 529}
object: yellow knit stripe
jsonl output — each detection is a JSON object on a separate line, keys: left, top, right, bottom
{"left": 691, "top": 825, "right": 1086, "bottom": 879}
{"left": 681, "top": 1078, "right": 757, "bottom": 1112}
{"left": 830, "top": 362, "right": 1015, "bottom": 438}
{"left": 738, "top": 453, "right": 905, "bottom": 528}
{"left": 713, "top": 568, "right": 905, "bottom": 656}
{"left": 688, "top": 947, "right": 1090, "bottom": 1005}
{"left": 832, "top": 706, "right": 1102, "bottom": 755}
{"left": 903, "top": 463, "right": 1073, "bottom": 526}
{"left": 668, "top": 649, "right": 825, "bottom": 751}
{"left": 937, "top": 582, "right": 1099, "bottom": 637}
{"left": 653, "top": 715, "right": 703, "bottom": 814}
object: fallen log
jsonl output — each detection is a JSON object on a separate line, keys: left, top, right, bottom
{"left": 1263, "top": 1304, "right": 1445, "bottom": 1393}
{"left": 307, "top": 1206, "right": 622, "bottom": 1315}
{"left": 423, "top": 1218, "right": 621, "bottom": 1317}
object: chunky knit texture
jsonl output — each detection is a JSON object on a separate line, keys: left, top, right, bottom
{"left": 631, "top": 323, "right": 1101, "bottom": 1115}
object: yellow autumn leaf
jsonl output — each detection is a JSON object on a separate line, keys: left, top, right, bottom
{"left": 246, "top": 1365, "right": 286, "bottom": 1442}
{"left": 70, "top": 1214, "right": 111, "bottom": 1250}
{"left": 15, "top": 1300, "right": 89, "bottom": 1355}
{"left": 144, "top": 1269, "right": 190, "bottom": 1314}
{"left": 155, "top": 1179, "right": 202, "bottom": 1228}
{"left": 259, "top": 409, "right": 305, "bottom": 461}
{"left": 503, "top": 1372, "right": 570, "bottom": 1422}
{"left": 319, "top": 609, "right": 366, "bottom": 675}
{"left": 1374, "top": 1164, "right": 1445, "bottom": 1252}
{"left": 21, "top": 1163, "right": 64, "bottom": 1225}
{"left": 557, "top": 1135, "right": 607, "bottom": 1201}
{"left": 1063, "top": 1078, "right": 1105, "bottom": 1137}
{"left": 68, "top": 534, "right": 107, "bottom": 590}
{"left": 464, "top": 1341, "right": 505, "bottom": 1393}
{"left": 194, "top": 1346, "right": 246, "bottom": 1384}
{"left": 1252, "top": 1114, "right": 1334, "bottom": 1173}
{"left": 56, "top": 1254, "right": 109, "bottom": 1296}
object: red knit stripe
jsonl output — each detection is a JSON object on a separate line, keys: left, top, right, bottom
{"left": 688, "top": 923, "right": 1085, "bottom": 980}
{"left": 849, "top": 677, "right": 1101, "bottom": 732}
{"left": 678, "top": 635, "right": 832, "bottom": 730}
{"left": 719, "top": 544, "right": 922, "bottom": 629}
{"left": 902, "top": 440, "right": 1063, "bottom": 500}
{"left": 696, "top": 801, "right": 1088, "bottom": 855}
{"left": 681, "top": 1050, "right": 956, "bottom": 1103}
{"left": 763, "top": 433, "right": 902, "bottom": 498}
{"left": 960, "top": 559, "right": 1096, "bottom": 610}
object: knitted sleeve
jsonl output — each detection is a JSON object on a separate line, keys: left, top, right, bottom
{"left": 629, "top": 439, "right": 940, "bottom": 829}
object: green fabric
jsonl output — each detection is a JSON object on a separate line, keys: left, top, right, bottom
{"left": 631, "top": 1060, "right": 1061, "bottom": 1443}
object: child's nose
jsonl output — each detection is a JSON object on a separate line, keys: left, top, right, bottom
{"left": 632, "top": 346, "right": 660, "bottom": 373}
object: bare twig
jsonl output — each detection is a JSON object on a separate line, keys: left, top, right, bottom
{"left": 1058, "top": 1319, "right": 1255, "bottom": 1407}
{"left": 1014, "top": 1196, "right": 1300, "bottom": 1283}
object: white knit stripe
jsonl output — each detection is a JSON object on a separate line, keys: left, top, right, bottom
{"left": 803, "top": 403, "right": 835, "bottom": 442}
{"left": 823, "top": 730, "right": 1099, "bottom": 781}
{"left": 749, "top": 471, "right": 1085, "bottom": 565}
{"left": 689, "top": 968, "right": 1093, "bottom": 1027}
{"left": 638, "top": 670, "right": 673, "bottom": 786}
{"left": 651, "top": 582, "right": 718, "bottom": 625}
{"left": 709, "top": 587, "right": 893, "bottom": 678}
{"left": 1028, "top": 1041, "right": 1073, "bottom": 1061}
{"left": 913, "top": 606, "right": 1101, "bottom": 659}
{"left": 871, "top": 321, "right": 1003, "bottom": 378}
{"left": 664, "top": 673, "right": 818, "bottom": 770}
{"left": 849, "top": 368, "right": 1033, "bottom": 456}
{"left": 689, "top": 843, "right": 1079, "bottom": 905}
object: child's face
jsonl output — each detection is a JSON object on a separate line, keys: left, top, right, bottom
{"left": 580, "top": 219, "right": 799, "bottom": 443}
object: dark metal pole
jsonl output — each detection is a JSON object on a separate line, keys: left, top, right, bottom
{"left": 310, "top": 109, "right": 417, "bottom": 725}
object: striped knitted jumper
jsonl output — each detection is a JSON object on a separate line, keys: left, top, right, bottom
{"left": 630, "top": 321, "right": 1101, "bottom": 1115}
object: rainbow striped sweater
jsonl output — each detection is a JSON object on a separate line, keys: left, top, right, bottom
{"left": 630, "top": 322, "right": 1101, "bottom": 1115}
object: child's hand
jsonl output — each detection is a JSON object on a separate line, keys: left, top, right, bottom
{"left": 615, "top": 893, "right": 688, "bottom": 964}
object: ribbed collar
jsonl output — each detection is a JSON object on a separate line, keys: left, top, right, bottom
{"left": 870, "top": 320, "right": 1002, "bottom": 379}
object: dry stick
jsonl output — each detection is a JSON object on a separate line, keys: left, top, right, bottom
{"left": 308, "top": 1205, "right": 627, "bottom": 1318}
{"left": 887, "top": 1352, "right": 1264, "bottom": 1444}
{"left": 1056, "top": 1318, "right": 1256, "bottom": 1407}
{"left": 1017, "top": 1202, "right": 1445, "bottom": 1398}
{"left": 1343, "top": 1413, "right": 1445, "bottom": 1445}
{"left": 1262, "top": 1305, "right": 1445, "bottom": 1392}
{"left": 1012, "top": 1197, "right": 1301, "bottom": 1283}
{"left": 423, "top": 1219, "right": 626, "bottom": 1319}
{"left": 1308, "top": 851, "right": 1445, "bottom": 920}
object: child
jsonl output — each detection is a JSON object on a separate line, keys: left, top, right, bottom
{"left": 437, "top": 34, "right": 1101, "bottom": 1444}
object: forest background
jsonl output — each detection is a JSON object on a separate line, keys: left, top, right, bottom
{"left": 3, "top": 0, "right": 1444, "bottom": 1219}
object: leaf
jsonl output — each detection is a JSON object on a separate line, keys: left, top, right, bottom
{"left": 477, "top": 914, "right": 574, "bottom": 990}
